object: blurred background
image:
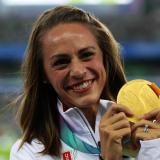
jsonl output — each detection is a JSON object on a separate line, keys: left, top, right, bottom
{"left": 0, "top": 0, "right": 160, "bottom": 159}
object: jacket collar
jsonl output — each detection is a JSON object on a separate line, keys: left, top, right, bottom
{"left": 57, "top": 99, "right": 112, "bottom": 146}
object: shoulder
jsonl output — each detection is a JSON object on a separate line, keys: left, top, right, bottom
{"left": 10, "top": 139, "right": 44, "bottom": 155}
{"left": 10, "top": 139, "right": 55, "bottom": 160}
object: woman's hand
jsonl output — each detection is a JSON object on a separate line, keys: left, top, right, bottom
{"left": 99, "top": 103, "right": 133, "bottom": 160}
{"left": 141, "top": 108, "right": 160, "bottom": 123}
{"left": 131, "top": 108, "right": 160, "bottom": 148}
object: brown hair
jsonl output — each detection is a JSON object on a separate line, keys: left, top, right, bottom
{"left": 18, "top": 5, "right": 126, "bottom": 157}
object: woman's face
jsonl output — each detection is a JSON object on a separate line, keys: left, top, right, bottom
{"left": 42, "top": 23, "right": 106, "bottom": 108}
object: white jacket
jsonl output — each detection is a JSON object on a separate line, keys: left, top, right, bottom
{"left": 10, "top": 100, "right": 160, "bottom": 160}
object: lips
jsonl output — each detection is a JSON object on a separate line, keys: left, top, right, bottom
{"left": 67, "top": 79, "right": 94, "bottom": 93}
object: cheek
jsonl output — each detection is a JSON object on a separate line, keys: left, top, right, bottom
{"left": 91, "top": 57, "right": 106, "bottom": 75}
{"left": 45, "top": 69, "right": 65, "bottom": 90}
{"left": 95, "top": 59, "right": 106, "bottom": 86}
{"left": 50, "top": 72, "right": 64, "bottom": 88}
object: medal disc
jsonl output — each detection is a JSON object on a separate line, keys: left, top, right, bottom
{"left": 117, "top": 79, "right": 160, "bottom": 123}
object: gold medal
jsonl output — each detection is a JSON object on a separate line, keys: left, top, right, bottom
{"left": 117, "top": 79, "right": 160, "bottom": 123}
{"left": 117, "top": 79, "right": 160, "bottom": 157}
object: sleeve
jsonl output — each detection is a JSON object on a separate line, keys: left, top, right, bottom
{"left": 136, "top": 138, "right": 160, "bottom": 160}
{"left": 10, "top": 139, "right": 57, "bottom": 160}
{"left": 10, "top": 140, "right": 35, "bottom": 160}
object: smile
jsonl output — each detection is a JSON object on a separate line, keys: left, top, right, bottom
{"left": 69, "top": 80, "right": 93, "bottom": 93}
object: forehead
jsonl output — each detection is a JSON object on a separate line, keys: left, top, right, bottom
{"left": 42, "top": 23, "right": 97, "bottom": 44}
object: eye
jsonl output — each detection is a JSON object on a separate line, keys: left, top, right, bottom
{"left": 51, "top": 57, "right": 70, "bottom": 69}
{"left": 79, "top": 51, "right": 94, "bottom": 61}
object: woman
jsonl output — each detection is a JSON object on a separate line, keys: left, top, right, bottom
{"left": 10, "top": 6, "right": 160, "bottom": 160}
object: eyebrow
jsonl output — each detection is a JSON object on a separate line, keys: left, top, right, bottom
{"left": 50, "top": 54, "right": 69, "bottom": 61}
{"left": 78, "top": 46, "right": 96, "bottom": 54}
{"left": 50, "top": 46, "right": 96, "bottom": 60}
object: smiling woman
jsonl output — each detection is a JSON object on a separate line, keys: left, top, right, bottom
{"left": 10, "top": 5, "right": 160, "bottom": 160}
{"left": 42, "top": 23, "right": 106, "bottom": 108}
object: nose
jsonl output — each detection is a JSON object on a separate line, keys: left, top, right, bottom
{"left": 70, "top": 59, "right": 86, "bottom": 79}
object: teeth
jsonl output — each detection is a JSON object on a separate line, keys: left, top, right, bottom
{"left": 73, "top": 80, "right": 91, "bottom": 90}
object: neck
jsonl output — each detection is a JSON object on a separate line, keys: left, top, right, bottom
{"left": 60, "top": 99, "right": 99, "bottom": 131}
{"left": 80, "top": 104, "right": 98, "bottom": 132}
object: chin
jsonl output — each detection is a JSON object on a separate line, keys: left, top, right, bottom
{"left": 74, "top": 97, "right": 99, "bottom": 108}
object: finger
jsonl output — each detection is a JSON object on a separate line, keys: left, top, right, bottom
{"left": 156, "top": 114, "right": 160, "bottom": 123}
{"left": 131, "top": 126, "right": 150, "bottom": 147}
{"left": 111, "top": 118, "right": 130, "bottom": 130}
{"left": 101, "top": 127, "right": 131, "bottom": 142}
{"left": 131, "top": 129, "right": 140, "bottom": 148}
{"left": 116, "top": 127, "right": 131, "bottom": 138}
{"left": 106, "top": 112, "right": 128, "bottom": 125}
{"left": 132, "top": 119, "right": 159, "bottom": 132}
{"left": 141, "top": 108, "right": 160, "bottom": 120}
{"left": 133, "top": 131, "right": 147, "bottom": 143}
{"left": 133, "top": 128, "right": 160, "bottom": 142}
{"left": 104, "top": 103, "right": 134, "bottom": 118}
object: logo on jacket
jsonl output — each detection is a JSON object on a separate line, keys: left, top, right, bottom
{"left": 63, "top": 151, "right": 72, "bottom": 160}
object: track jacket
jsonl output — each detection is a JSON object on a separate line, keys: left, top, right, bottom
{"left": 10, "top": 99, "right": 160, "bottom": 160}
